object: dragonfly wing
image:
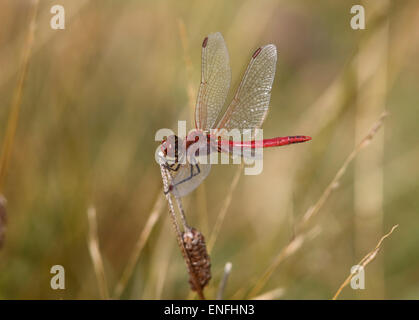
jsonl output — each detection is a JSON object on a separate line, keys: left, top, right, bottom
{"left": 216, "top": 44, "right": 277, "bottom": 132}
{"left": 195, "top": 32, "right": 231, "bottom": 130}
{"left": 170, "top": 163, "right": 211, "bottom": 197}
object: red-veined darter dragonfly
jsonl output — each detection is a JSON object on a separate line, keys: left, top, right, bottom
{"left": 159, "top": 32, "right": 311, "bottom": 197}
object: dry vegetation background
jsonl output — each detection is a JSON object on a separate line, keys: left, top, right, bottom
{"left": 0, "top": 0, "right": 418, "bottom": 299}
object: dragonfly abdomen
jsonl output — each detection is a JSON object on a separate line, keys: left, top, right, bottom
{"left": 227, "top": 135, "right": 312, "bottom": 149}
{"left": 262, "top": 135, "right": 312, "bottom": 148}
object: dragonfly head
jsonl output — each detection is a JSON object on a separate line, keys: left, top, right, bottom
{"left": 160, "top": 135, "right": 185, "bottom": 164}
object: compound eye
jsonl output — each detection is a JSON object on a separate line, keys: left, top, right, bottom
{"left": 161, "top": 139, "right": 168, "bottom": 156}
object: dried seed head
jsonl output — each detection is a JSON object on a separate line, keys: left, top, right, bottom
{"left": 182, "top": 228, "right": 211, "bottom": 291}
{"left": 0, "top": 195, "right": 7, "bottom": 249}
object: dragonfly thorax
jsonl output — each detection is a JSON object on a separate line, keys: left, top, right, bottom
{"left": 185, "top": 130, "right": 214, "bottom": 160}
{"left": 160, "top": 131, "right": 213, "bottom": 166}
{"left": 161, "top": 135, "right": 185, "bottom": 165}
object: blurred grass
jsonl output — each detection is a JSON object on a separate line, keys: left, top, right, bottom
{"left": 0, "top": 0, "right": 419, "bottom": 299}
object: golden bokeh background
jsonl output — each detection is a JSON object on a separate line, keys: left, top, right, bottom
{"left": 0, "top": 0, "right": 418, "bottom": 299}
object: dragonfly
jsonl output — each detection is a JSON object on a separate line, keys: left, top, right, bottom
{"left": 160, "top": 32, "right": 311, "bottom": 197}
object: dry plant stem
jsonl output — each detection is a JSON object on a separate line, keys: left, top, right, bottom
{"left": 0, "top": 195, "right": 7, "bottom": 249}
{"left": 248, "top": 231, "right": 308, "bottom": 298}
{"left": 217, "top": 262, "right": 232, "bottom": 300}
{"left": 114, "top": 20, "right": 194, "bottom": 295}
{"left": 173, "top": 190, "right": 190, "bottom": 231}
{"left": 249, "top": 112, "right": 388, "bottom": 298}
{"left": 252, "top": 288, "right": 285, "bottom": 300}
{"left": 160, "top": 166, "right": 183, "bottom": 239}
{"left": 183, "top": 228, "right": 212, "bottom": 292}
{"left": 160, "top": 164, "right": 206, "bottom": 300}
{"left": 208, "top": 164, "right": 243, "bottom": 253}
{"left": 299, "top": 111, "right": 388, "bottom": 232}
{"left": 333, "top": 224, "right": 398, "bottom": 300}
{"left": 87, "top": 207, "right": 109, "bottom": 300}
{"left": 113, "top": 193, "right": 165, "bottom": 298}
{"left": 0, "top": 0, "right": 39, "bottom": 192}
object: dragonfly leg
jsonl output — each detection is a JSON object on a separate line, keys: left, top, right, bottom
{"left": 163, "top": 164, "right": 201, "bottom": 195}
{"left": 165, "top": 164, "right": 201, "bottom": 194}
{"left": 163, "top": 162, "right": 181, "bottom": 172}
{"left": 162, "top": 163, "right": 181, "bottom": 194}
{"left": 174, "top": 164, "right": 201, "bottom": 186}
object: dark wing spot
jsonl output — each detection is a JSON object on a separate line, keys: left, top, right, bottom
{"left": 252, "top": 47, "right": 262, "bottom": 59}
{"left": 202, "top": 37, "right": 208, "bottom": 48}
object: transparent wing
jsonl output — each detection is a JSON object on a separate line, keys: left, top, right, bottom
{"left": 195, "top": 32, "right": 231, "bottom": 130}
{"left": 170, "top": 163, "right": 211, "bottom": 197}
{"left": 216, "top": 44, "right": 277, "bottom": 132}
